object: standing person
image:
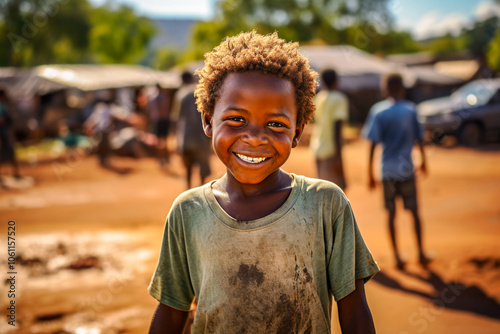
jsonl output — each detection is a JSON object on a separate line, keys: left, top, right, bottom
{"left": 365, "top": 73, "right": 431, "bottom": 270}
{"left": 149, "top": 84, "right": 171, "bottom": 167}
{"left": 148, "top": 31, "right": 379, "bottom": 333}
{"left": 84, "top": 90, "right": 129, "bottom": 169}
{"left": 173, "top": 72, "right": 211, "bottom": 189}
{"left": 309, "top": 69, "right": 348, "bottom": 190}
{"left": 0, "top": 89, "right": 20, "bottom": 180}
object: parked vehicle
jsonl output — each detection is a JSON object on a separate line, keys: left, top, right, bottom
{"left": 417, "top": 78, "right": 500, "bottom": 146}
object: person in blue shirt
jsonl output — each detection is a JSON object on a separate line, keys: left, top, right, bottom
{"left": 365, "top": 74, "right": 431, "bottom": 270}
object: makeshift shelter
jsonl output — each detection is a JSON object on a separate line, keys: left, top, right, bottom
{"left": 3, "top": 65, "right": 182, "bottom": 139}
{"left": 299, "top": 46, "right": 470, "bottom": 122}
{"left": 0, "top": 67, "right": 20, "bottom": 92}
{"left": 300, "top": 45, "right": 403, "bottom": 91}
{"left": 299, "top": 45, "right": 404, "bottom": 122}
{"left": 8, "top": 64, "right": 181, "bottom": 99}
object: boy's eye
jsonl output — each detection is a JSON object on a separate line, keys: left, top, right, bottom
{"left": 226, "top": 116, "right": 245, "bottom": 123}
{"left": 267, "top": 121, "right": 286, "bottom": 128}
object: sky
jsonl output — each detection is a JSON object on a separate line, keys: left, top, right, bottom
{"left": 89, "top": 0, "right": 500, "bottom": 40}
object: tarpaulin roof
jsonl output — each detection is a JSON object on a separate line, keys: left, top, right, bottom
{"left": 299, "top": 45, "right": 404, "bottom": 91}
{"left": 300, "top": 45, "right": 401, "bottom": 76}
{"left": 402, "top": 66, "right": 465, "bottom": 86}
{"left": 8, "top": 64, "right": 181, "bottom": 98}
{"left": 0, "top": 67, "right": 23, "bottom": 92}
{"left": 299, "top": 45, "right": 467, "bottom": 91}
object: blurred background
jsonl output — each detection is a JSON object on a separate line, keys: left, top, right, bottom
{"left": 0, "top": 0, "right": 499, "bottom": 333}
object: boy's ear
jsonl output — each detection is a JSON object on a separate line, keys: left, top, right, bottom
{"left": 202, "top": 113, "right": 213, "bottom": 138}
{"left": 292, "top": 124, "right": 305, "bottom": 148}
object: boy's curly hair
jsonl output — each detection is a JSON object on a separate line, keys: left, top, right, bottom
{"left": 194, "top": 31, "right": 318, "bottom": 127}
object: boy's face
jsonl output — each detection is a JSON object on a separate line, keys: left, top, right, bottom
{"left": 204, "top": 71, "right": 303, "bottom": 185}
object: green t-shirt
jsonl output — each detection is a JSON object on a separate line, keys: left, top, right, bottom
{"left": 149, "top": 174, "right": 379, "bottom": 333}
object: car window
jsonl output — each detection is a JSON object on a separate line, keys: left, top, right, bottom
{"left": 452, "top": 81, "right": 496, "bottom": 107}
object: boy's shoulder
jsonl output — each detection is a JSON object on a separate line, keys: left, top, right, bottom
{"left": 374, "top": 100, "right": 416, "bottom": 122}
{"left": 170, "top": 182, "right": 211, "bottom": 211}
{"left": 293, "top": 174, "right": 349, "bottom": 207}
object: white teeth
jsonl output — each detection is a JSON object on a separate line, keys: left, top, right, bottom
{"left": 236, "top": 153, "right": 268, "bottom": 164}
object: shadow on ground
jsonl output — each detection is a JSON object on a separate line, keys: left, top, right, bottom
{"left": 372, "top": 268, "right": 500, "bottom": 320}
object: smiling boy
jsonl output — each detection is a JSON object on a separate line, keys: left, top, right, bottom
{"left": 148, "top": 31, "right": 379, "bottom": 333}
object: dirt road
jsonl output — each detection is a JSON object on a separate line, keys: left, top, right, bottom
{"left": 1, "top": 139, "right": 499, "bottom": 333}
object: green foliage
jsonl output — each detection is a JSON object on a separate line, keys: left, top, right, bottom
{"left": 421, "top": 16, "right": 499, "bottom": 58}
{"left": 0, "top": 0, "right": 92, "bottom": 67}
{"left": 186, "top": 0, "right": 419, "bottom": 61}
{"left": 425, "top": 34, "right": 463, "bottom": 56}
{"left": 154, "top": 47, "right": 182, "bottom": 70}
{"left": 89, "top": 4, "right": 156, "bottom": 64}
{"left": 487, "top": 27, "right": 500, "bottom": 72}
{"left": 339, "top": 25, "right": 420, "bottom": 54}
{"left": 0, "top": 0, "right": 156, "bottom": 67}
{"left": 460, "top": 16, "right": 499, "bottom": 57}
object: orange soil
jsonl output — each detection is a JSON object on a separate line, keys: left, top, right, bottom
{"left": 1, "top": 139, "right": 499, "bottom": 333}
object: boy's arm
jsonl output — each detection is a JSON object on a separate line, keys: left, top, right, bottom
{"left": 368, "top": 142, "right": 376, "bottom": 190}
{"left": 337, "top": 279, "right": 376, "bottom": 334}
{"left": 333, "top": 120, "right": 344, "bottom": 170}
{"left": 418, "top": 140, "right": 427, "bottom": 175}
{"left": 149, "top": 302, "right": 189, "bottom": 334}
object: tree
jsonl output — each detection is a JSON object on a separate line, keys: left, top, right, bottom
{"left": 89, "top": 4, "right": 156, "bottom": 64}
{"left": 0, "top": 0, "right": 156, "bottom": 67}
{"left": 424, "top": 33, "right": 463, "bottom": 56}
{"left": 154, "top": 47, "right": 182, "bottom": 70}
{"left": 460, "top": 16, "right": 499, "bottom": 57}
{"left": 487, "top": 27, "right": 500, "bottom": 72}
{"left": 0, "top": 0, "right": 92, "bottom": 67}
{"left": 185, "top": 0, "right": 405, "bottom": 60}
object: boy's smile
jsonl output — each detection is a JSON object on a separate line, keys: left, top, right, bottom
{"left": 204, "top": 71, "right": 303, "bottom": 185}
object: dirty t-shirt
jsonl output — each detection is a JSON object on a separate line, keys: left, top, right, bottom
{"left": 148, "top": 174, "right": 379, "bottom": 333}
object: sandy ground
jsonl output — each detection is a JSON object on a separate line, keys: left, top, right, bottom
{"left": 1, "top": 138, "right": 499, "bottom": 334}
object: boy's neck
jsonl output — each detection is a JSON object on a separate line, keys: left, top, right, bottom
{"left": 212, "top": 169, "right": 294, "bottom": 221}
{"left": 217, "top": 169, "right": 292, "bottom": 199}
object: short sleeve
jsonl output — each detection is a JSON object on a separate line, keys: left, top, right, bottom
{"left": 148, "top": 206, "right": 195, "bottom": 311}
{"left": 361, "top": 106, "right": 376, "bottom": 138}
{"left": 366, "top": 112, "right": 382, "bottom": 144}
{"left": 326, "top": 202, "right": 379, "bottom": 301}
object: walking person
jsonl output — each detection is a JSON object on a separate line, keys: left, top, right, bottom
{"left": 364, "top": 73, "right": 431, "bottom": 270}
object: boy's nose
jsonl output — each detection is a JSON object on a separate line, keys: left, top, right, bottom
{"left": 241, "top": 125, "right": 268, "bottom": 146}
